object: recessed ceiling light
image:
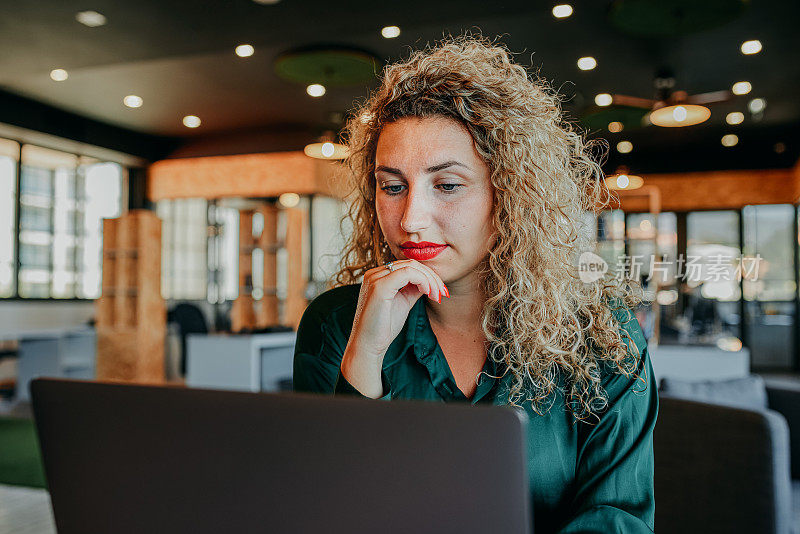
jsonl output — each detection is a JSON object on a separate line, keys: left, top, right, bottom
{"left": 740, "top": 40, "right": 762, "bottom": 55}
{"left": 183, "top": 115, "right": 201, "bottom": 128}
{"left": 306, "top": 84, "right": 326, "bottom": 97}
{"left": 731, "top": 81, "right": 751, "bottom": 95}
{"left": 552, "top": 4, "right": 573, "bottom": 18}
{"left": 617, "top": 140, "right": 633, "bottom": 154}
{"left": 748, "top": 98, "right": 766, "bottom": 114}
{"left": 252, "top": 0, "right": 281, "bottom": 4}
{"left": 50, "top": 69, "right": 68, "bottom": 82}
{"left": 381, "top": 26, "right": 401, "bottom": 38}
{"left": 235, "top": 44, "right": 255, "bottom": 57}
{"left": 725, "top": 112, "right": 744, "bottom": 125}
{"left": 577, "top": 56, "right": 597, "bottom": 70}
{"left": 608, "top": 121, "right": 624, "bottom": 133}
{"left": 721, "top": 134, "right": 739, "bottom": 147}
{"left": 76, "top": 10, "right": 107, "bottom": 27}
{"left": 123, "top": 95, "right": 143, "bottom": 108}
{"left": 595, "top": 93, "right": 612, "bottom": 106}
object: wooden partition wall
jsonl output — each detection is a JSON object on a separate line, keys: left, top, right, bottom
{"left": 228, "top": 202, "right": 309, "bottom": 331}
{"left": 95, "top": 210, "right": 166, "bottom": 383}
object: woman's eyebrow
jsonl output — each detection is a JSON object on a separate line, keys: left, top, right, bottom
{"left": 425, "top": 160, "right": 470, "bottom": 173}
{"left": 375, "top": 165, "right": 403, "bottom": 176}
{"left": 375, "top": 160, "right": 471, "bottom": 176}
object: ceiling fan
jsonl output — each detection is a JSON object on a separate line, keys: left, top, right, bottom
{"left": 603, "top": 69, "right": 732, "bottom": 127}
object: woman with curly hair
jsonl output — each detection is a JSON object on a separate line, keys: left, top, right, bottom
{"left": 293, "top": 35, "right": 657, "bottom": 533}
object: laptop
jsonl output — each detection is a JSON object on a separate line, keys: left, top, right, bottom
{"left": 31, "top": 378, "right": 532, "bottom": 534}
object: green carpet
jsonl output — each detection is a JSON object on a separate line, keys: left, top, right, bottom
{"left": 0, "top": 418, "right": 47, "bottom": 488}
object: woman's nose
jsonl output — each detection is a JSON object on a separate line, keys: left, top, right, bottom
{"left": 400, "top": 184, "right": 432, "bottom": 234}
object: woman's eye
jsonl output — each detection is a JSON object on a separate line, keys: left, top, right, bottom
{"left": 382, "top": 185, "right": 404, "bottom": 195}
{"left": 380, "top": 184, "right": 462, "bottom": 195}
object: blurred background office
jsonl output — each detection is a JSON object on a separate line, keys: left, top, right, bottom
{"left": 0, "top": 1, "right": 799, "bottom": 533}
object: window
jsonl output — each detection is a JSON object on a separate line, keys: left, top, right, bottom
{"left": 596, "top": 209, "right": 625, "bottom": 275}
{"left": 157, "top": 198, "right": 209, "bottom": 300}
{"left": 1, "top": 140, "right": 124, "bottom": 299}
{"left": 656, "top": 212, "right": 678, "bottom": 276}
{"left": 684, "top": 210, "right": 741, "bottom": 344}
{"left": 626, "top": 212, "right": 657, "bottom": 281}
{"left": 743, "top": 204, "right": 795, "bottom": 369}
{"left": 687, "top": 210, "right": 741, "bottom": 300}
{"left": 743, "top": 204, "right": 795, "bottom": 301}
{"left": 80, "top": 161, "right": 123, "bottom": 297}
{"left": 310, "top": 196, "right": 351, "bottom": 295}
{"left": 0, "top": 139, "right": 18, "bottom": 297}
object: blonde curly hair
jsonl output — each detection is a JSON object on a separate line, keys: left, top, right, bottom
{"left": 330, "top": 34, "right": 646, "bottom": 422}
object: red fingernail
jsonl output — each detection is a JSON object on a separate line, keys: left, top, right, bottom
{"left": 444, "top": 285, "right": 449, "bottom": 298}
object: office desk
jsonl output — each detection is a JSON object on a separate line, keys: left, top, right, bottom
{"left": 186, "top": 332, "right": 296, "bottom": 392}
{"left": 3, "top": 327, "right": 97, "bottom": 402}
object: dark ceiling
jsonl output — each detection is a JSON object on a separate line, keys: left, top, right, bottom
{"left": 0, "top": 0, "right": 798, "bottom": 173}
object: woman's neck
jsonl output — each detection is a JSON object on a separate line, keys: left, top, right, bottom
{"left": 425, "top": 274, "right": 485, "bottom": 330}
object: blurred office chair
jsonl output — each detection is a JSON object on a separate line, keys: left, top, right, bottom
{"left": 656, "top": 376, "right": 799, "bottom": 534}
{"left": 167, "top": 303, "right": 209, "bottom": 376}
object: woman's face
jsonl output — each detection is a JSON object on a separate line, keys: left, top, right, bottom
{"left": 374, "top": 115, "right": 495, "bottom": 286}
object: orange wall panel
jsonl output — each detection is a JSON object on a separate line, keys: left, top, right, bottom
{"left": 148, "top": 151, "right": 346, "bottom": 200}
{"left": 617, "top": 168, "right": 799, "bottom": 212}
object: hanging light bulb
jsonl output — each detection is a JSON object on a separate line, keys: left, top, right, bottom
{"left": 649, "top": 104, "right": 710, "bottom": 127}
{"left": 605, "top": 166, "right": 643, "bottom": 191}
{"left": 672, "top": 106, "right": 688, "bottom": 122}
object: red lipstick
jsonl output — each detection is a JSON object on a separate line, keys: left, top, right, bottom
{"left": 400, "top": 241, "right": 448, "bottom": 261}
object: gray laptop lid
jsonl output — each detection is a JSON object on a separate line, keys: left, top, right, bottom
{"left": 31, "top": 378, "right": 532, "bottom": 534}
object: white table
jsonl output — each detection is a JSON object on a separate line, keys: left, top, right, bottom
{"left": 186, "top": 332, "right": 297, "bottom": 392}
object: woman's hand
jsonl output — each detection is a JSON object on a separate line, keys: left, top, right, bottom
{"left": 340, "top": 260, "right": 448, "bottom": 397}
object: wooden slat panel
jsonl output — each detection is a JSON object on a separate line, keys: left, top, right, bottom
{"left": 284, "top": 206, "right": 307, "bottom": 329}
{"left": 148, "top": 151, "right": 345, "bottom": 200}
{"left": 231, "top": 210, "right": 256, "bottom": 332}
{"left": 615, "top": 168, "right": 799, "bottom": 212}
{"left": 257, "top": 203, "right": 280, "bottom": 327}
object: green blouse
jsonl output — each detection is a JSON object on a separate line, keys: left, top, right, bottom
{"left": 293, "top": 283, "right": 658, "bottom": 534}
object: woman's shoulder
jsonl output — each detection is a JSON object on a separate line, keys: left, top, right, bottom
{"left": 295, "top": 283, "right": 362, "bottom": 359}
{"left": 596, "top": 299, "right": 654, "bottom": 402}
{"left": 608, "top": 301, "right": 649, "bottom": 361}
{"left": 299, "top": 283, "right": 362, "bottom": 330}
